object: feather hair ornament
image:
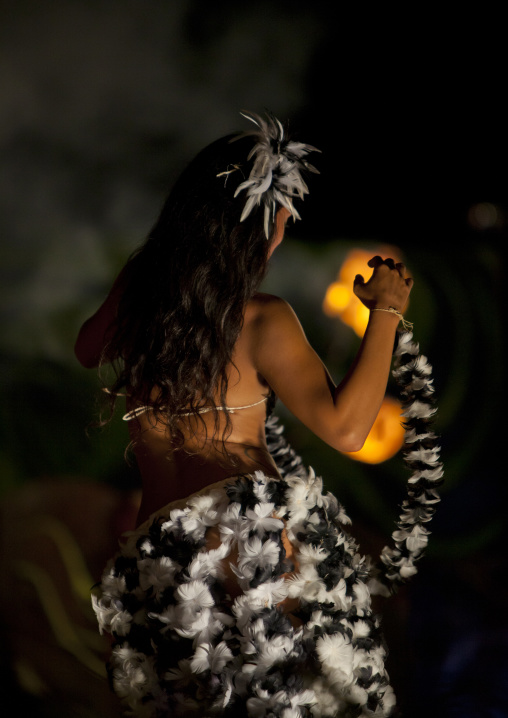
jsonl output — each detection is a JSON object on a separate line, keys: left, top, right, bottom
{"left": 230, "top": 110, "right": 320, "bottom": 238}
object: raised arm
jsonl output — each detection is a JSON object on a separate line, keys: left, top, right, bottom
{"left": 251, "top": 256, "right": 413, "bottom": 453}
{"left": 74, "top": 266, "right": 128, "bottom": 368}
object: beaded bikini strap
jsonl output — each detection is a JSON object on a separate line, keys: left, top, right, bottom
{"left": 122, "top": 395, "right": 268, "bottom": 422}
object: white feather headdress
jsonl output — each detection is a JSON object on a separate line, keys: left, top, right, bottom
{"left": 230, "top": 111, "right": 320, "bottom": 238}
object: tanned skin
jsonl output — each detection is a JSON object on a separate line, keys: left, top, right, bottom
{"left": 75, "top": 208, "right": 413, "bottom": 526}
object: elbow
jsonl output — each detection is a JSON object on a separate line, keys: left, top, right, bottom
{"left": 332, "top": 429, "right": 366, "bottom": 454}
{"left": 77, "top": 356, "right": 99, "bottom": 370}
{"left": 74, "top": 349, "right": 97, "bottom": 369}
{"left": 74, "top": 335, "right": 99, "bottom": 369}
{"left": 339, "top": 438, "right": 366, "bottom": 454}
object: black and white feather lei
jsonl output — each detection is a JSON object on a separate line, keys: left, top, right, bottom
{"left": 266, "top": 329, "right": 443, "bottom": 597}
{"left": 374, "top": 330, "right": 443, "bottom": 594}
{"left": 92, "top": 329, "right": 441, "bottom": 717}
{"left": 231, "top": 111, "right": 320, "bottom": 238}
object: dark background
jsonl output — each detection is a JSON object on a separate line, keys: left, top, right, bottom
{"left": 1, "top": 2, "right": 506, "bottom": 716}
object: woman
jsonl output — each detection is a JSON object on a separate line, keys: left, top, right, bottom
{"left": 76, "top": 113, "right": 433, "bottom": 717}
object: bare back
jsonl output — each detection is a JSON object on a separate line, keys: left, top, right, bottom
{"left": 76, "top": 260, "right": 410, "bottom": 528}
{"left": 128, "top": 294, "right": 281, "bottom": 525}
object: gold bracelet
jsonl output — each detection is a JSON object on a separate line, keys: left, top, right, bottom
{"left": 371, "top": 307, "right": 413, "bottom": 331}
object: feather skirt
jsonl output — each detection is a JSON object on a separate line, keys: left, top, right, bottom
{"left": 92, "top": 329, "right": 442, "bottom": 717}
{"left": 92, "top": 471, "right": 396, "bottom": 718}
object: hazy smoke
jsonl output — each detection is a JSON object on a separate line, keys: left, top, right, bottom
{"left": 0, "top": 0, "right": 323, "bottom": 359}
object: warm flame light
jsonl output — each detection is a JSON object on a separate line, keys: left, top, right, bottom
{"left": 324, "top": 247, "right": 408, "bottom": 463}
{"left": 323, "top": 282, "right": 351, "bottom": 313}
{"left": 323, "top": 247, "right": 405, "bottom": 337}
{"left": 342, "top": 397, "right": 405, "bottom": 464}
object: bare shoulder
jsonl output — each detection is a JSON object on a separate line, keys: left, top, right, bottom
{"left": 244, "top": 292, "right": 298, "bottom": 327}
{"left": 243, "top": 293, "right": 307, "bottom": 361}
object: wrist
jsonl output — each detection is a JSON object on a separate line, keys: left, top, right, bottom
{"left": 370, "top": 306, "right": 413, "bottom": 331}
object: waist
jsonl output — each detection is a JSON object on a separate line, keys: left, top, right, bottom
{"left": 134, "top": 441, "right": 280, "bottom": 525}
{"left": 126, "top": 469, "right": 289, "bottom": 539}
{"left": 132, "top": 477, "right": 234, "bottom": 534}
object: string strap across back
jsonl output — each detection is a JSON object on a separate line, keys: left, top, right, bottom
{"left": 122, "top": 395, "right": 268, "bottom": 422}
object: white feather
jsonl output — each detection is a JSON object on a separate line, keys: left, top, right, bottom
{"left": 190, "top": 641, "right": 233, "bottom": 674}
{"left": 245, "top": 502, "right": 284, "bottom": 534}
{"left": 316, "top": 632, "right": 354, "bottom": 687}
{"left": 138, "top": 556, "right": 178, "bottom": 592}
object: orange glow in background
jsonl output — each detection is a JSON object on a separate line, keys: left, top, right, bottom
{"left": 324, "top": 247, "right": 407, "bottom": 463}
{"left": 343, "top": 396, "right": 405, "bottom": 464}
{"left": 323, "top": 247, "right": 405, "bottom": 337}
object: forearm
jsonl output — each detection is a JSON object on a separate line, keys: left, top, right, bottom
{"left": 332, "top": 309, "right": 400, "bottom": 450}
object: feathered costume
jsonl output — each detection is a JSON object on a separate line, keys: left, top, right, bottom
{"left": 92, "top": 330, "right": 443, "bottom": 717}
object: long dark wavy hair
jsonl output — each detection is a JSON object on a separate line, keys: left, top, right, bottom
{"left": 102, "top": 133, "right": 273, "bottom": 448}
